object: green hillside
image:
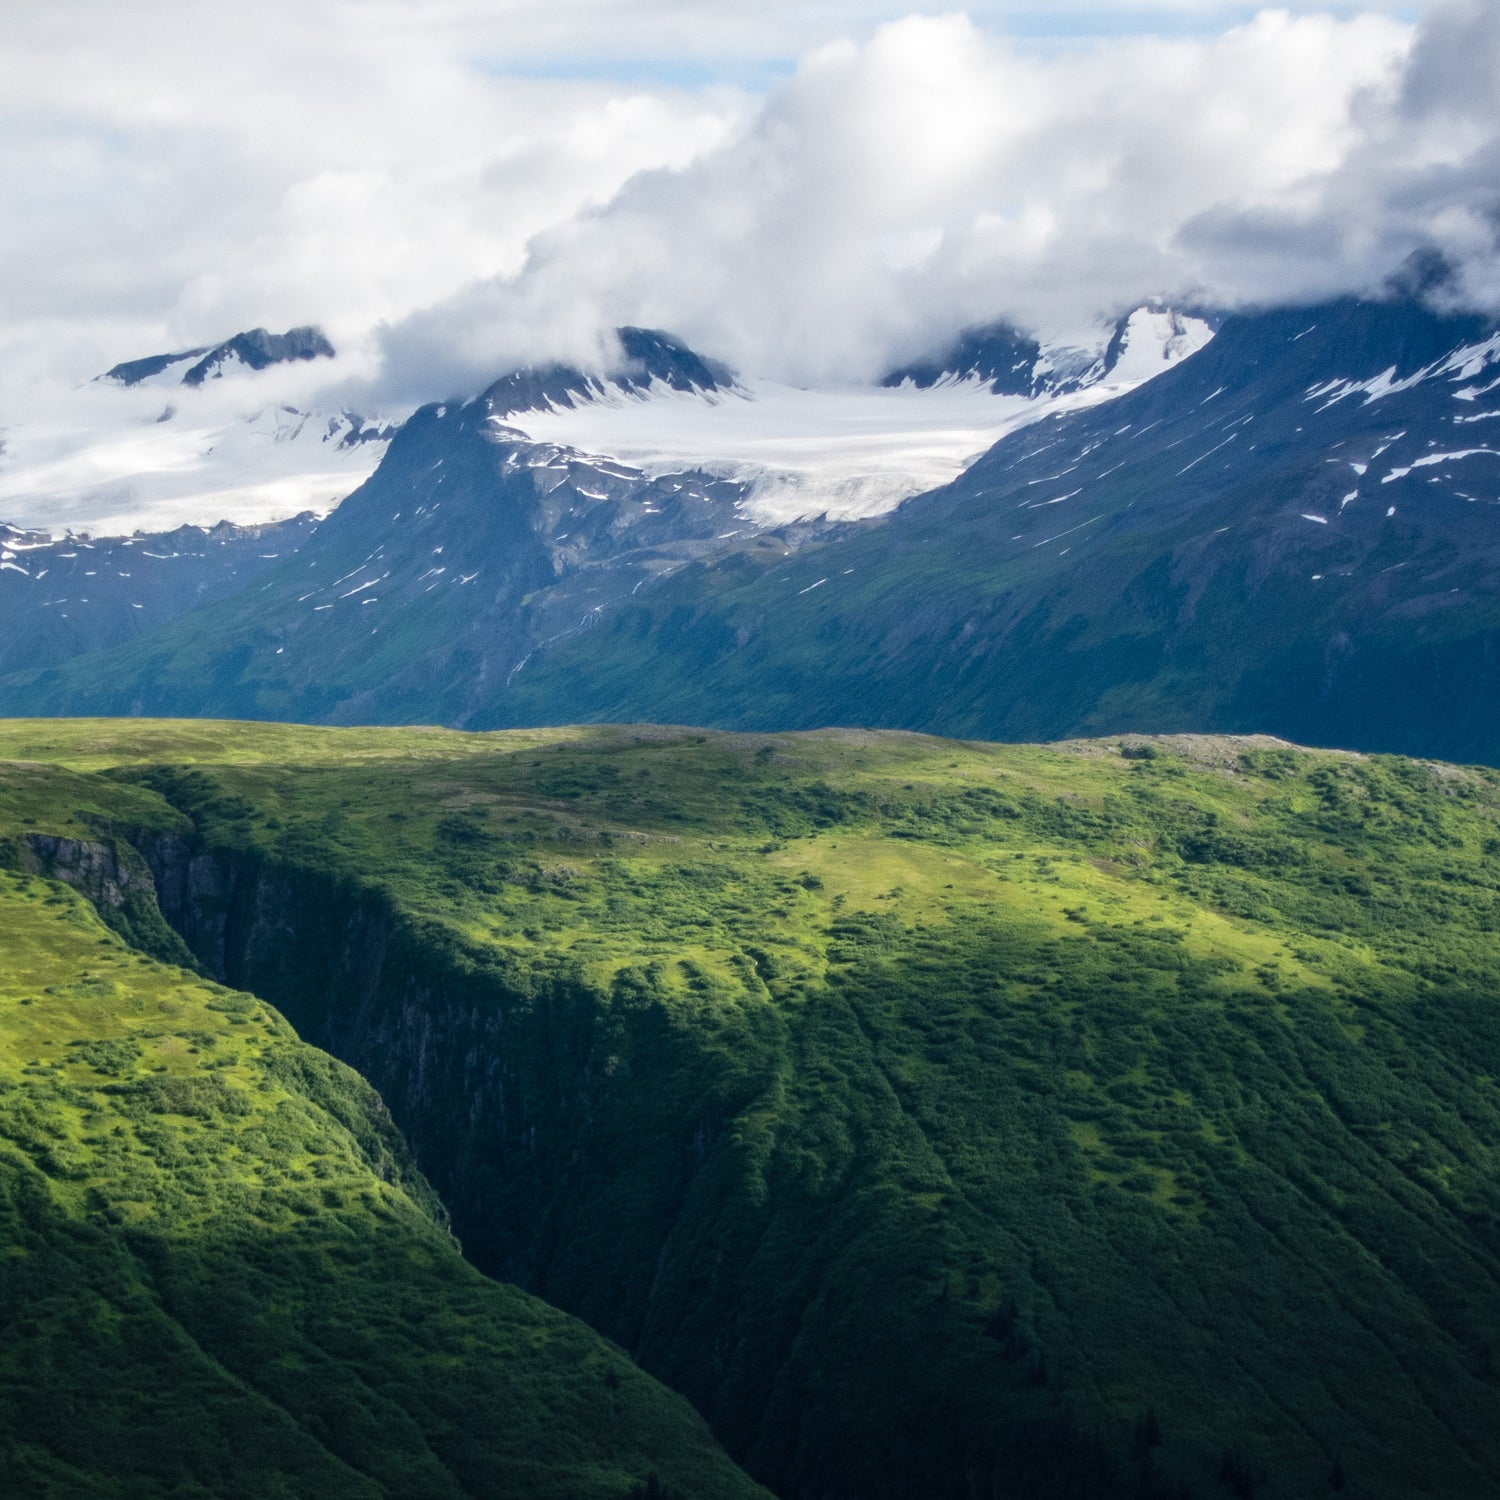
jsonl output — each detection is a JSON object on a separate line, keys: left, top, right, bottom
{"left": 0, "top": 759, "right": 766, "bottom": 1498}
{"left": 4, "top": 720, "right": 1500, "bottom": 1498}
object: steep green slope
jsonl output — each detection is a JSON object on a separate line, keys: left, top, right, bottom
{"left": 4, "top": 720, "right": 1500, "bottom": 1499}
{"left": 0, "top": 771, "right": 766, "bottom": 1498}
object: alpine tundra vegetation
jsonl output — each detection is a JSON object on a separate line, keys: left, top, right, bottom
{"left": 2, "top": 719, "right": 1499, "bottom": 1498}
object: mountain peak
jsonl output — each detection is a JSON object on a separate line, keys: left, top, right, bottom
{"left": 483, "top": 326, "right": 737, "bottom": 418}
{"left": 100, "top": 324, "right": 336, "bottom": 388}
{"left": 880, "top": 321, "right": 1042, "bottom": 396}
{"left": 882, "top": 305, "right": 1219, "bottom": 397}
{"left": 99, "top": 344, "right": 213, "bottom": 388}
{"left": 615, "top": 325, "right": 737, "bottom": 392}
{"left": 182, "top": 324, "right": 335, "bottom": 385}
{"left": 1381, "top": 246, "right": 1461, "bottom": 302}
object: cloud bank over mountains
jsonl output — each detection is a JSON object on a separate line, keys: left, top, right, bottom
{"left": 381, "top": 0, "right": 1500, "bottom": 393}
{"left": 1, "top": 0, "right": 1496, "bottom": 408}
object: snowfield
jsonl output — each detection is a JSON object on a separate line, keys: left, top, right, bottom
{"left": 507, "top": 309, "right": 1214, "bottom": 524}
{"left": 0, "top": 309, "right": 1212, "bottom": 537}
{"left": 506, "top": 378, "right": 1115, "bottom": 523}
{"left": 0, "top": 348, "right": 393, "bottom": 538}
{"left": 0, "top": 404, "right": 388, "bottom": 537}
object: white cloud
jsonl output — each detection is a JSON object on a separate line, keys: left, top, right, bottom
{"left": 0, "top": 0, "right": 1492, "bottom": 423}
{"left": 1175, "top": 0, "right": 1500, "bottom": 307}
{"left": 0, "top": 1, "right": 750, "bottom": 390}
{"left": 380, "top": 7, "right": 1456, "bottom": 391}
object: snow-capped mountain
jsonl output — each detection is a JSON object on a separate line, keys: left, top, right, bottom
{"left": 100, "top": 325, "right": 337, "bottom": 388}
{"left": 0, "top": 386, "right": 837, "bottom": 723}
{"left": 883, "top": 306, "right": 1219, "bottom": 396}
{"left": 0, "top": 326, "right": 394, "bottom": 537}
{"left": 2, "top": 311, "right": 1206, "bottom": 542}
{"left": 475, "top": 290, "right": 1500, "bottom": 760}
{"left": 484, "top": 326, "right": 738, "bottom": 417}
{"left": 0, "top": 311, "right": 1202, "bottom": 693}
{"left": 10, "top": 283, "right": 1500, "bottom": 764}
{"left": 499, "top": 307, "right": 1216, "bottom": 525}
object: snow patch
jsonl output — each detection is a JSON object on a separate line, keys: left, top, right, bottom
{"left": 515, "top": 375, "right": 1154, "bottom": 525}
{"left": 1309, "top": 335, "right": 1500, "bottom": 412}
{"left": 1382, "top": 448, "right": 1500, "bottom": 482}
{"left": 0, "top": 396, "right": 394, "bottom": 535}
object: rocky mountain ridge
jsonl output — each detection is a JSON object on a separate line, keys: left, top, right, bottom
{"left": 100, "top": 324, "right": 337, "bottom": 388}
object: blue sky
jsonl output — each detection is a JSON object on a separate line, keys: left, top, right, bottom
{"left": 470, "top": 1, "right": 1429, "bottom": 83}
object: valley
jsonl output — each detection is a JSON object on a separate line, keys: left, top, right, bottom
{"left": 0, "top": 765, "right": 764, "bottom": 1499}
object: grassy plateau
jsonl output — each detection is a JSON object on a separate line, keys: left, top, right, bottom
{"left": 2, "top": 718, "right": 1500, "bottom": 1498}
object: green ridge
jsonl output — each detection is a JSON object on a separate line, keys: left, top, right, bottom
{"left": 3, "top": 719, "right": 1500, "bottom": 1498}
{"left": 0, "top": 756, "right": 767, "bottom": 1499}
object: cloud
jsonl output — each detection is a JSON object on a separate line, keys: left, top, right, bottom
{"left": 0, "top": 0, "right": 751, "bottom": 395}
{"left": 1, "top": 0, "right": 1492, "bottom": 417}
{"left": 1176, "top": 0, "right": 1500, "bottom": 312}
{"left": 377, "top": 4, "right": 1496, "bottom": 394}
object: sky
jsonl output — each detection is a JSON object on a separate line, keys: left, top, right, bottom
{"left": 0, "top": 0, "right": 1495, "bottom": 409}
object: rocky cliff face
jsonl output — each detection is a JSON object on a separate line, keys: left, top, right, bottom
{"left": 7, "top": 832, "right": 198, "bottom": 965}
{"left": 18, "top": 833, "right": 153, "bottom": 909}
{"left": 132, "top": 832, "right": 604, "bottom": 1283}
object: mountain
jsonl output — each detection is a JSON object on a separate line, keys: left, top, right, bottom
{"left": 101, "top": 324, "right": 337, "bottom": 388}
{"left": 5, "top": 718, "right": 1500, "bottom": 1499}
{"left": 486, "top": 291, "right": 1500, "bottom": 763}
{"left": 499, "top": 310, "right": 1218, "bottom": 526}
{"left": 10, "top": 309, "right": 1207, "bottom": 547}
{"left": 0, "top": 513, "right": 318, "bottom": 676}
{"left": 0, "top": 390, "right": 831, "bottom": 722}
{"left": 0, "top": 316, "right": 1218, "bottom": 719}
{"left": 882, "top": 305, "right": 1219, "bottom": 396}
{"left": 0, "top": 327, "right": 389, "bottom": 538}
{"left": 0, "top": 743, "right": 767, "bottom": 1498}
{"left": 98, "top": 343, "right": 213, "bottom": 388}
{"left": 883, "top": 319, "right": 1043, "bottom": 395}
{"left": 9, "top": 291, "right": 1499, "bottom": 763}
{"left": 485, "top": 325, "right": 739, "bottom": 418}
